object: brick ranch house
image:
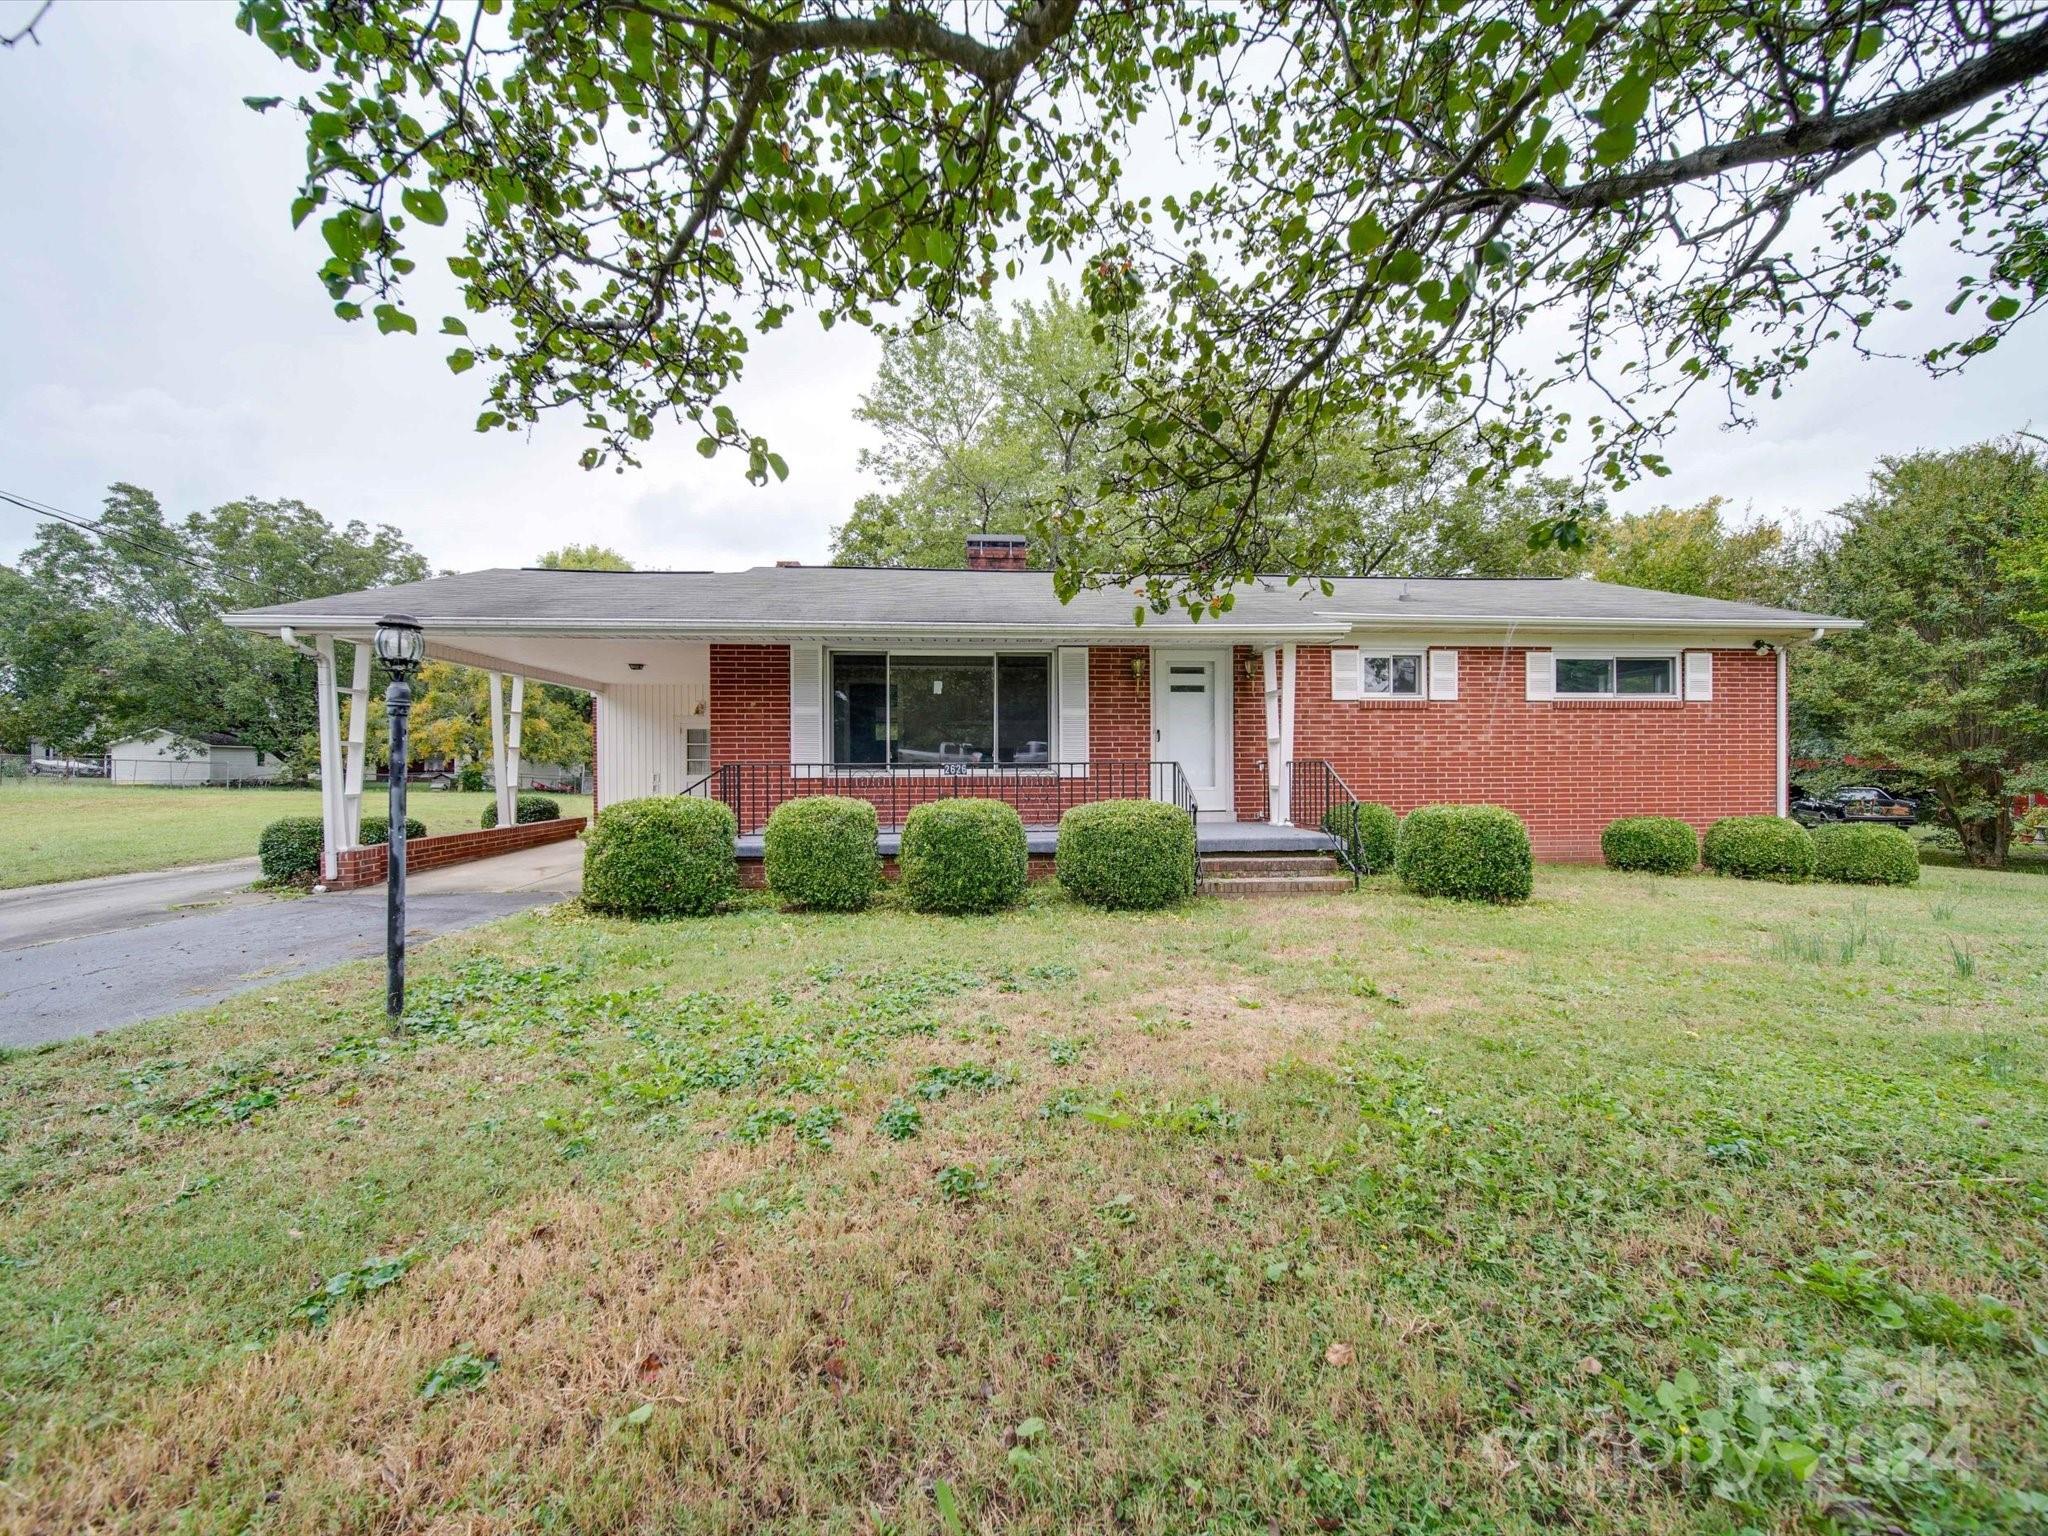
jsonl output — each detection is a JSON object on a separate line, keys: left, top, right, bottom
{"left": 226, "top": 534, "right": 1856, "bottom": 883}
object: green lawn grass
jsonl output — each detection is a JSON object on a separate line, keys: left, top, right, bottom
{"left": 0, "top": 781, "right": 591, "bottom": 889}
{"left": 2, "top": 866, "right": 2044, "bottom": 1532}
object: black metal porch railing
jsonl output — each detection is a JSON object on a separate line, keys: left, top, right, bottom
{"left": 684, "top": 760, "right": 1199, "bottom": 838}
{"left": 1285, "top": 758, "right": 1366, "bottom": 886}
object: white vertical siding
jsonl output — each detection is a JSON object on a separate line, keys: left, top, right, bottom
{"left": 595, "top": 662, "right": 710, "bottom": 805}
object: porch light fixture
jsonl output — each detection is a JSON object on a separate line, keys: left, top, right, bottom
{"left": 1131, "top": 655, "right": 1146, "bottom": 682}
{"left": 374, "top": 615, "right": 424, "bottom": 1024}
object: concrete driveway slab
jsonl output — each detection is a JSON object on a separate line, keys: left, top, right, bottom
{"left": 0, "top": 846, "right": 583, "bottom": 1049}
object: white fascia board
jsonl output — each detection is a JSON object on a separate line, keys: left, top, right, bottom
{"left": 228, "top": 615, "right": 1347, "bottom": 645}
{"left": 1324, "top": 613, "right": 1860, "bottom": 637}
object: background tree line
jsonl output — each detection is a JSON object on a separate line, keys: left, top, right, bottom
{"left": 0, "top": 487, "right": 619, "bottom": 780}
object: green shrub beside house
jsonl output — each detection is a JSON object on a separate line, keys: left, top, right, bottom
{"left": 1703, "top": 815, "right": 1815, "bottom": 882}
{"left": 1395, "top": 805, "right": 1534, "bottom": 904}
{"left": 899, "top": 800, "right": 1028, "bottom": 914}
{"left": 480, "top": 794, "right": 562, "bottom": 829}
{"left": 1055, "top": 800, "right": 1195, "bottom": 910}
{"left": 1601, "top": 816, "right": 1700, "bottom": 874}
{"left": 1812, "top": 822, "right": 1920, "bottom": 886}
{"left": 583, "top": 796, "right": 737, "bottom": 917}
{"left": 359, "top": 814, "right": 426, "bottom": 846}
{"left": 1321, "top": 801, "right": 1399, "bottom": 874}
{"left": 258, "top": 816, "right": 325, "bottom": 883}
{"left": 763, "top": 796, "right": 880, "bottom": 911}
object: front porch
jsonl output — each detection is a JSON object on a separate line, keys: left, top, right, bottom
{"left": 732, "top": 818, "right": 1341, "bottom": 860}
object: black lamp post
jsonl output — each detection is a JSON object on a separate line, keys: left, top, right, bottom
{"left": 374, "top": 614, "right": 425, "bottom": 1021}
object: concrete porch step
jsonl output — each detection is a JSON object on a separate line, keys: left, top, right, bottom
{"left": 1201, "top": 873, "right": 1355, "bottom": 898}
{"left": 1199, "top": 853, "right": 1341, "bottom": 878}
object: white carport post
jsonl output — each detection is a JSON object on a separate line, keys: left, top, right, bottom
{"left": 1262, "top": 645, "right": 1298, "bottom": 825}
{"left": 488, "top": 672, "right": 525, "bottom": 828}
{"left": 313, "top": 635, "right": 346, "bottom": 882}
{"left": 341, "top": 643, "right": 371, "bottom": 845}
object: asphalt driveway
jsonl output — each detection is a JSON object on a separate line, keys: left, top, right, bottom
{"left": 0, "top": 843, "right": 581, "bottom": 1048}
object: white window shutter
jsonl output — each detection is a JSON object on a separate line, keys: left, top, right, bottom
{"left": 1330, "top": 648, "right": 1361, "bottom": 700}
{"left": 1684, "top": 650, "right": 1714, "bottom": 702}
{"left": 1427, "top": 648, "right": 1459, "bottom": 701}
{"left": 1525, "top": 650, "right": 1555, "bottom": 701}
{"left": 1057, "top": 646, "right": 1091, "bottom": 767}
{"left": 789, "top": 644, "right": 823, "bottom": 772}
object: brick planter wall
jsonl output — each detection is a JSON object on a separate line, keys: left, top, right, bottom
{"left": 325, "top": 817, "right": 586, "bottom": 890}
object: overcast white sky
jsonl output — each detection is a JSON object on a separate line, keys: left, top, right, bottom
{"left": 2, "top": 1, "right": 2042, "bottom": 577}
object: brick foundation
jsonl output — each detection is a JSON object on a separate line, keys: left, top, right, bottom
{"left": 325, "top": 817, "right": 586, "bottom": 890}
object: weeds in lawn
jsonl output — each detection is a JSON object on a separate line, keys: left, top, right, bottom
{"left": 876, "top": 1100, "right": 923, "bottom": 1140}
{"left": 934, "top": 1163, "right": 992, "bottom": 1202}
{"left": 418, "top": 1349, "right": 498, "bottom": 1402}
{"left": 1795, "top": 1250, "right": 2033, "bottom": 1353}
{"left": 290, "top": 1251, "right": 419, "bottom": 1329}
{"left": 1949, "top": 937, "right": 1977, "bottom": 980}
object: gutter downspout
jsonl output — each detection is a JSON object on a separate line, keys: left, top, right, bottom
{"left": 1777, "top": 644, "right": 1790, "bottom": 817}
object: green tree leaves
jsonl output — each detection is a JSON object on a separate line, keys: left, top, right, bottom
{"left": 241, "top": 0, "right": 2048, "bottom": 611}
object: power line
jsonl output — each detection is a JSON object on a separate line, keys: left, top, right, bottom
{"left": 0, "top": 488, "right": 224, "bottom": 579}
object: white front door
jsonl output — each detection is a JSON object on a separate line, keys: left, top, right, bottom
{"left": 1154, "top": 650, "right": 1232, "bottom": 817}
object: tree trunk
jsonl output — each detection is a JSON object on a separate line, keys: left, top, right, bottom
{"left": 1957, "top": 812, "right": 2009, "bottom": 869}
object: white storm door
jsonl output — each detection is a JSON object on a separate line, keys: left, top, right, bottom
{"left": 1155, "top": 650, "right": 1231, "bottom": 816}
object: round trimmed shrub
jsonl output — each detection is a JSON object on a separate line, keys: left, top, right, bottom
{"left": 455, "top": 762, "right": 487, "bottom": 792}
{"left": 1321, "top": 801, "right": 1399, "bottom": 874}
{"left": 258, "top": 815, "right": 324, "bottom": 883}
{"left": 481, "top": 794, "right": 563, "bottom": 830}
{"left": 1056, "top": 800, "right": 1195, "bottom": 910}
{"left": 359, "top": 814, "right": 427, "bottom": 846}
{"left": 582, "top": 795, "right": 737, "bottom": 918}
{"left": 1395, "top": 804, "right": 1533, "bottom": 904}
{"left": 1601, "top": 816, "right": 1700, "bottom": 875}
{"left": 1703, "top": 815, "right": 1814, "bottom": 882}
{"left": 764, "top": 796, "right": 880, "bottom": 911}
{"left": 1812, "top": 822, "right": 1920, "bottom": 886}
{"left": 900, "top": 800, "right": 1028, "bottom": 915}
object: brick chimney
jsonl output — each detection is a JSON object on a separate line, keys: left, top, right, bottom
{"left": 964, "top": 532, "right": 1029, "bottom": 571}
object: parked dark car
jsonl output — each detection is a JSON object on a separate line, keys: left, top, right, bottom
{"left": 1790, "top": 785, "right": 1920, "bottom": 826}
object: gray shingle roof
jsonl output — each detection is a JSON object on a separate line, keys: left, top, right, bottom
{"left": 223, "top": 565, "right": 1854, "bottom": 636}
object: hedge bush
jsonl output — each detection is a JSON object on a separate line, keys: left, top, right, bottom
{"left": 764, "top": 796, "right": 880, "bottom": 911}
{"left": 1702, "top": 815, "right": 1814, "bottom": 882}
{"left": 1321, "top": 801, "right": 1399, "bottom": 874}
{"left": 1394, "top": 804, "right": 1533, "bottom": 904}
{"left": 258, "top": 815, "right": 324, "bottom": 884}
{"left": 359, "top": 814, "right": 427, "bottom": 846}
{"left": 582, "top": 796, "right": 737, "bottom": 917}
{"left": 1055, "top": 800, "right": 1195, "bottom": 910}
{"left": 1601, "top": 816, "right": 1700, "bottom": 875}
{"left": 900, "top": 800, "right": 1028, "bottom": 914}
{"left": 481, "top": 794, "right": 563, "bottom": 830}
{"left": 1812, "top": 822, "right": 1920, "bottom": 886}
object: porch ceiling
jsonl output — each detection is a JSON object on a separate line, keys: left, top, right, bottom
{"left": 266, "top": 628, "right": 710, "bottom": 691}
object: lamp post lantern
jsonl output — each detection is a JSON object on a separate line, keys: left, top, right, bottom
{"left": 374, "top": 614, "right": 425, "bottom": 1021}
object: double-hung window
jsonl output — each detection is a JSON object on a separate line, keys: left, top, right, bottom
{"left": 1332, "top": 647, "right": 1427, "bottom": 699}
{"left": 1553, "top": 654, "right": 1677, "bottom": 697}
{"left": 829, "top": 652, "right": 1054, "bottom": 767}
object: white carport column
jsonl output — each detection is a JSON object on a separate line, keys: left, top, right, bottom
{"left": 1262, "top": 646, "right": 1289, "bottom": 824}
{"left": 341, "top": 643, "right": 370, "bottom": 845}
{"left": 313, "top": 636, "right": 346, "bottom": 881}
{"left": 488, "top": 672, "right": 510, "bottom": 827}
{"left": 505, "top": 675, "right": 525, "bottom": 818}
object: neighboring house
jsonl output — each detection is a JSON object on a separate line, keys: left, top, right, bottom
{"left": 108, "top": 732, "right": 285, "bottom": 786}
{"left": 224, "top": 533, "right": 1856, "bottom": 869}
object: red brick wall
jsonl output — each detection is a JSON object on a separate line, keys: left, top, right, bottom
{"left": 327, "top": 817, "right": 586, "bottom": 890}
{"left": 1253, "top": 645, "right": 1778, "bottom": 860}
{"left": 1089, "top": 646, "right": 1151, "bottom": 761}
{"left": 1232, "top": 646, "right": 1269, "bottom": 820}
{"left": 710, "top": 644, "right": 791, "bottom": 767}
